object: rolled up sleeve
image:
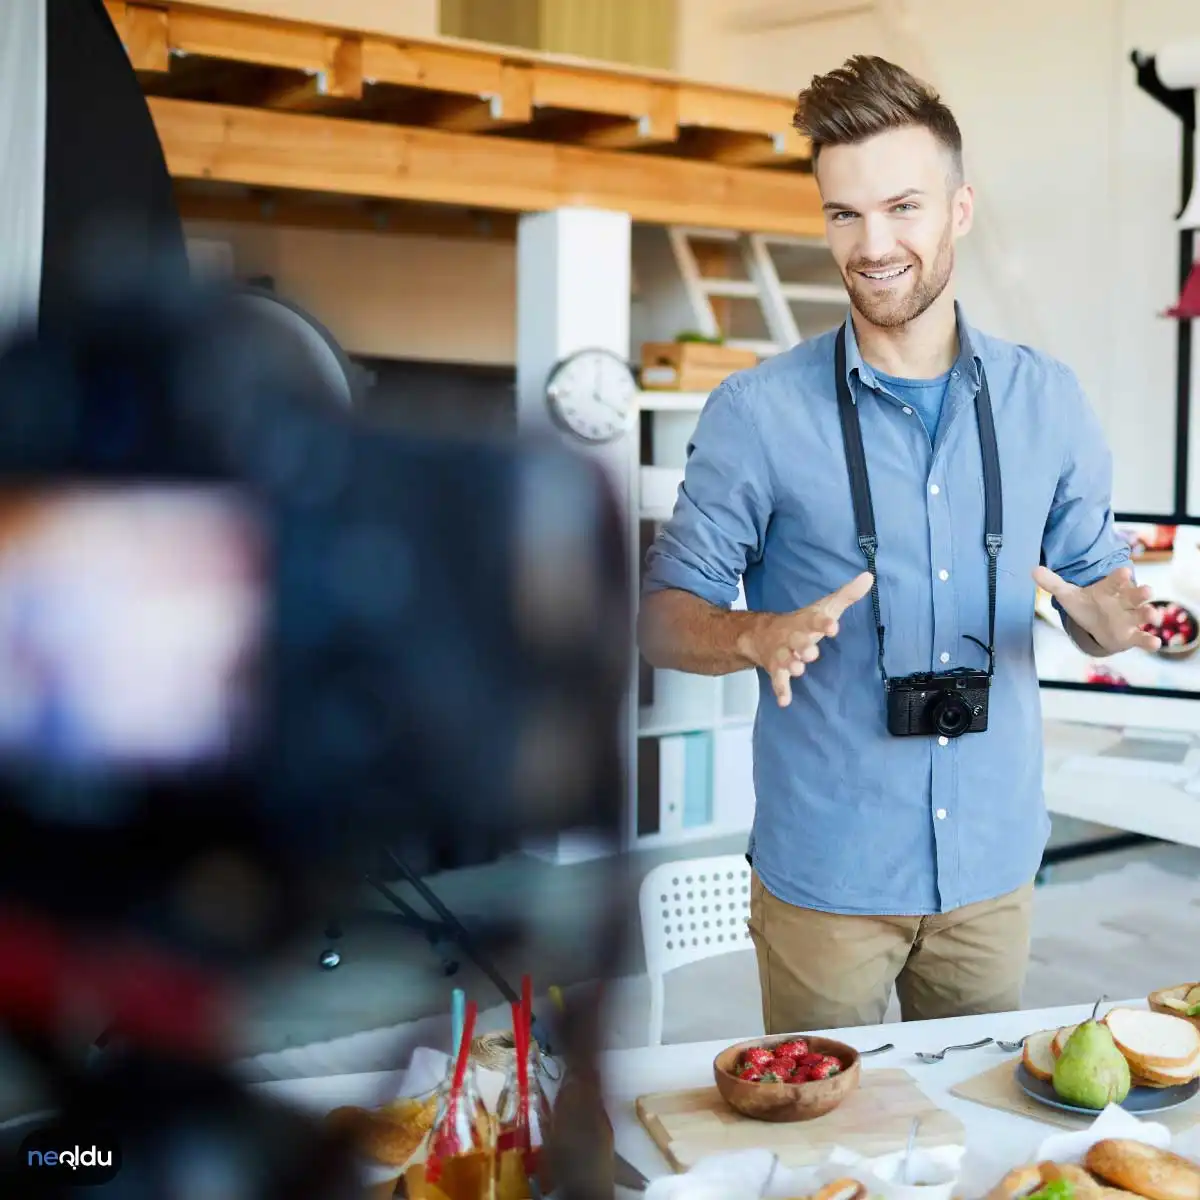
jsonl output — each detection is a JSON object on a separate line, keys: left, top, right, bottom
{"left": 1041, "top": 361, "right": 1131, "bottom": 588}
{"left": 642, "top": 378, "right": 773, "bottom": 609}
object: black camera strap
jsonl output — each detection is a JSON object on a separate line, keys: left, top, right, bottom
{"left": 833, "top": 324, "right": 1003, "bottom": 683}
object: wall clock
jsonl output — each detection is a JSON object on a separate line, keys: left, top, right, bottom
{"left": 544, "top": 347, "right": 638, "bottom": 444}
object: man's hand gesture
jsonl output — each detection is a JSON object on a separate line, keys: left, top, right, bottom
{"left": 740, "top": 572, "right": 874, "bottom": 707}
{"left": 1033, "top": 564, "right": 1160, "bottom": 655}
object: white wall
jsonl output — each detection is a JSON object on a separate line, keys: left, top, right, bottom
{"left": 677, "top": 0, "right": 1200, "bottom": 516}
{"left": 186, "top": 220, "right": 517, "bottom": 364}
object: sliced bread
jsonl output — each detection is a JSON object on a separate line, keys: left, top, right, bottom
{"left": 1134, "top": 1045, "right": 1200, "bottom": 1087}
{"left": 1052, "top": 1024, "right": 1079, "bottom": 1059}
{"left": 1104, "top": 1007, "right": 1200, "bottom": 1073}
{"left": 1022, "top": 1030, "right": 1058, "bottom": 1082}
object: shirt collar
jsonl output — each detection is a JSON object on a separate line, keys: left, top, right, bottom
{"left": 841, "top": 300, "right": 984, "bottom": 396}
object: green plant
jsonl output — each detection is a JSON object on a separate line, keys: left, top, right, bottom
{"left": 673, "top": 330, "right": 725, "bottom": 345}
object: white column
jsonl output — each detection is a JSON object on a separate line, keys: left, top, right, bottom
{"left": 516, "top": 206, "right": 637, "bottom": 864}
{"left": 516, "top": 206, "right": 635, "bottom": 513}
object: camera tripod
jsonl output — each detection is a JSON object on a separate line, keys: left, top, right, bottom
{"left": 320, "top": 847, "right": 554, "bottom": 1054}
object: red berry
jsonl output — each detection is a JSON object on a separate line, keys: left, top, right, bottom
{"left": 737, "top": 1066, "right": 763, "bottom": 1082}
{"left": 759, "top": 1071, "right": 784, "bottom": 1084}
{"left": 741, "top": 1048, "right": 774, "bottom": 1070}
{"left": 770, "top": 1054, "right": 799, "bottom": 1074}
{"left": 774, "top": 1040, "right": 809, "bottom": 1059}
{"left": 807, "top": 1059, "right": 842, "bottom": 1080}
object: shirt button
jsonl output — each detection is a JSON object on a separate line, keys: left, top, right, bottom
{"left": 929, "top": 484, "right": 940, "bottom": 495}
{"left": 902, "top": 406, "right": 913, "bottom": 415}
{"left": 938, "top": 569, "right": 949, "bottom": 581}
{"left": 938, "top": 736, "right": 949, "bottom": 747}
{"left": 936, "top": 808, "right": 948, "bottom": 819}
{"left": 939, "top": 652, "right": 950, "bottom": 664}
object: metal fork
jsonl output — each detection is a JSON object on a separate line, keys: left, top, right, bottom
{"left": 858, "top": 1042, "right": 895, "bottom": 1057}
{"left": 913, "top": 1037, "right": 993, "bottom": 1063}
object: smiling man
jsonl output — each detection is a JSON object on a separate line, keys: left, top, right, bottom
{"left": 636, "top": 56, "right": 1159, "bottom": 1033}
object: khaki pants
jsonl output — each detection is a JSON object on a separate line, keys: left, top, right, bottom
{"left": 747, "top": 872, "right": 1034, "bottom": 1034}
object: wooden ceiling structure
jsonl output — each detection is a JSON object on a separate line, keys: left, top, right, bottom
{"left": 103, "top": 0, "right": 824, "bottom": 239}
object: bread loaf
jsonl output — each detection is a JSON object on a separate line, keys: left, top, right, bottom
{"left": 1085, "top": 1139, "right": 1200, "bottom": 1200}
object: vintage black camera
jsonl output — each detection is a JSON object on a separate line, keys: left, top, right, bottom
{"left": 885, "top": 667, "right": 990, "bottom": 739}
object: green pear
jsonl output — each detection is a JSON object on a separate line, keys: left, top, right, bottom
{"left": 1052, "top": 1010, "right": 1131, "bottom": 1109}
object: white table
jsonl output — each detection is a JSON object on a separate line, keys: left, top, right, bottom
{"left": 603, "top": 998, "right": 1148, "bottom": 1185}
{"left": 1043, "top": 721, "right": 1200, "bottom": 848}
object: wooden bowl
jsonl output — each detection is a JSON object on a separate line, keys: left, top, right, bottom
{"left": 1149, "top": 983, "right": 1200, "bottom": 1030}
{"left": 1145, "top": 600, "right": 1200, "bottom": 658}
{"left": 713, "top": 1034, "right": 861, "bottom": 1123}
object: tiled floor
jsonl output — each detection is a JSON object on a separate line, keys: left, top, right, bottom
{"left": 234, "top": 819, "right": 1200, "bottom": 1061}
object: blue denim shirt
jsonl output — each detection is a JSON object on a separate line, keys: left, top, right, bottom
{"left": 642, "top": 304, "right": 1130, "bottom": 916}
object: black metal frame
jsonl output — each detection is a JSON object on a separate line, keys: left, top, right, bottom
{"left": 1130, "top": 50, "right": 1198, "bottom": 518}
{"left": 321, "top": 848, "right": 555, "bottom": 1053}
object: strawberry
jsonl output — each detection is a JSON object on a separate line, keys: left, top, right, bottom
{"left": 807, "top": 1057, "right": 842, "bottom": 1080}
{"left": 773, "top": 1039, "right": 809, "bottom": 1059}
{"left": 759, "top": 1071, "right": 784, "bottom": 1084}
{"left": 741, "top": 1047, "right": 775, "bottom": 1071}
{"left": 737, "top": 1066, "right": 763, "bottom": 1082}
{"left": 798, "top": 1053, "right": 825, "bottom": 1069}
{"left": 769, "top": 1054, "right": 799, "bottom": 1075}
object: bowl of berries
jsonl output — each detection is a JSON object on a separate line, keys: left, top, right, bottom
{"left": 1142, "top": 599, "right": 1200, "bottom": 658}
{"left": 713, "top": 1034, "right": 861, "bottom": 1122}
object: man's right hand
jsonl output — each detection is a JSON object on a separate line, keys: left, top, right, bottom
{"left": 738, "top": 572, "right": 874, "bottom": 707}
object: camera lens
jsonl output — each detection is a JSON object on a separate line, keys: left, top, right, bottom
{"left": 930, "top": 692, "right": 972, "bottom": 738}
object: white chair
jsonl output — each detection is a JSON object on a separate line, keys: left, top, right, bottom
{"left": 638, "top": 854, "right": 754, "bottom": 1047}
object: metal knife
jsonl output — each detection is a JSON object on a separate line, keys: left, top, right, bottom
{"left": 614, "top": 1151, "right": 650, "bottom": 1192}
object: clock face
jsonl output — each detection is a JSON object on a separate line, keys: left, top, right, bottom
{"left": 545, "top": 348, "right": 638, "bottom": 444}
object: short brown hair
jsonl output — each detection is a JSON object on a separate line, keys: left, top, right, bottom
{"left": 793, "top": 55, "right": 963, "bottom": 180}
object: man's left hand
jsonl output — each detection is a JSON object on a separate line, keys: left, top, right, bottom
{"left": 1032, "top": 564, "right": 1161, "bottom": 655}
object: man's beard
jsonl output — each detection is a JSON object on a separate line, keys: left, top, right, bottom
{"left": 843, "top": 221, "right": 954, "bottom": 330}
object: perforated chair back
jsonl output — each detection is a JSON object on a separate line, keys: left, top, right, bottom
{"left": 637, "top": 854, "right": 754, "bottom": 1047}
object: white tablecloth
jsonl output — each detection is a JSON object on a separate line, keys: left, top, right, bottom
{"left": 601, "top": 997, "right": 1165, "bottom": 1185}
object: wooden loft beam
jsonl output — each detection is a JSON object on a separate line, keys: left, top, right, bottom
{"left": 104, "top": 2, "right": 812, "bottom": 166}
{"left": 262, "top": 34, "right": 364, "bottom": 109}
{"left": 148, "top": 98, "right": 824, "bottom": 236}
{"left": 174, "top": 187, "right": 519, "bottom": 239}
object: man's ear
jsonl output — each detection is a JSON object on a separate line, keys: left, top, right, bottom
{"left": 953, "top": 182, "right": 975, "bottom": 238}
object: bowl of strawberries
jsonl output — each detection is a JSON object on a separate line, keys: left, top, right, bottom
{"left": 1141, "top": 599, "right": 1200, "bottom": 658}
{"left": 713, "top": 1034, "right": 861, "bottom": 1122}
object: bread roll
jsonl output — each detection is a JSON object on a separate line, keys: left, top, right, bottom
{"left": 1085, "top": 1139, "right": 1200, "bottom": 1200}
{"left": 986, "top": 1162, "right": 1102, "bottom": 1200}
{"left": 324, "top": 1095, "right": 437, "bottom": 1168}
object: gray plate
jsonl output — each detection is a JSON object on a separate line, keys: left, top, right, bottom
{"left": 1015, "top": 1063, "right": 1200, "bottom": 1115}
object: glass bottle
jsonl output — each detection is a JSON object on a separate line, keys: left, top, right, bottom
{"left": 494, "top": 1044, "right": 553, "bottom": 1200}
{"left": 419, "top": 1068, "right": 496, "bottom": 1200}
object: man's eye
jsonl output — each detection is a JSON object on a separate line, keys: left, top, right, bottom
{"left": 832, "top": 211, "right": 856, "bottom": 222}
{"left": 893, "top": 203, "right": 917, "bottom": 213}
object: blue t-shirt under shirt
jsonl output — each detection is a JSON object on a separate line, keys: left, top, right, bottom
{"left": 874, "top": 367, "right": 953, "bottom": 444}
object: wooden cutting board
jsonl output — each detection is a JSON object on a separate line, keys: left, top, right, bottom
{"left": 950, "top": 1059, "right": 1200, "bottom": 1133}
{"left": 636, "top": 1069, "right": 964, "bottom": 1173}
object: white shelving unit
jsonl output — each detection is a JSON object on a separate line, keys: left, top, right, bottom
{"left": 631, "top": 389, "right": 759, "bottom": 849}
{"left": 626, "top": 224, "right": 848, "bottom": 853}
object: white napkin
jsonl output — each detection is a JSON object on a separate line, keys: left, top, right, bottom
{"left": 643, "top": 1144, "right": 971, "bottom": 1200}
{"left": 397, "top": 1047, "right": 450, "bottom": 1099}
{"left": 1033, "top": 1103, "right": 1172, "bottom": 1163}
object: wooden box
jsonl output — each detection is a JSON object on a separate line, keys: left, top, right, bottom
{"left": 640, "top": 341, "right": 759, "bottom": 392}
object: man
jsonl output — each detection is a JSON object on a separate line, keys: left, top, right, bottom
{"left": 637, "top": 55, "right": 1159, "bottom": 1034}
